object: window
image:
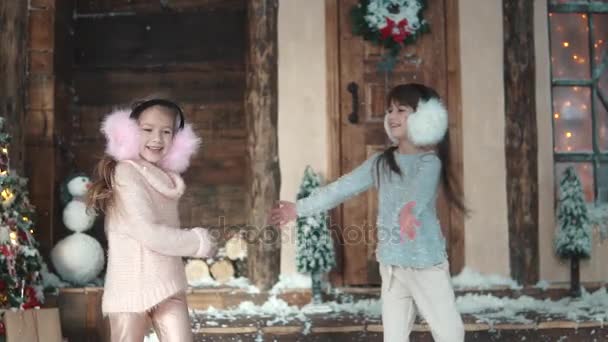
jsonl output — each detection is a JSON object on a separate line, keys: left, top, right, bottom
{"left": 549, "top": 0, "right": 608, "bottom": 202}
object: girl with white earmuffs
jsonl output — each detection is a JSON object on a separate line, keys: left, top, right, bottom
{"left": 270, "top": 84, "right": 467, "bottom": 342}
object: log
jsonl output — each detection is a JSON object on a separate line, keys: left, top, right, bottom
{"left": 225, "top": 235, "right": 248, "bottom": 260}
{"left": 503, "top": 0, "right": 539, "bottom": 285}
{"left": 209, "top": 259, "right": 236, "bottom": 284}
{"left": 185, "top": 259, "right": 211, "bottom": 284}
{"left": 245, "top": 0, "right": 280, "bottom": 290}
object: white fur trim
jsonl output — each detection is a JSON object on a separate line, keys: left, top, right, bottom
{"left": 407, "top": 98, "right": 448, "bottom": 146}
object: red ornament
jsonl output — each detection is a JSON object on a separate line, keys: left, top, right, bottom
{"left": 392, "top": 19, "right": 411, "bottom": 43}
{"left": 18, "top": 229, "right": 28, "bottom": 242}
{"left": 22, "top": 286, "right": 41, "bottom": 309}
{"left": 0, "top": 245, "right": 12, "bottom": 257}
{"left": 380, "top": 18, "right": 411, "bottom": 43}
{"left": 380, "top": 18, "right": 396, "bottom": 40}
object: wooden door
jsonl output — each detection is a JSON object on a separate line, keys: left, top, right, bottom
{"left": 327, "top": 0, "right": 463, "bottom": 286}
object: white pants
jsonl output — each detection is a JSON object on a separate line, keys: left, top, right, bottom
{"left": 380, "top": 262, "right": 464, "bottom": 342}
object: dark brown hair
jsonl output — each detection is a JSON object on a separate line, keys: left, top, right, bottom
{"left": 376, "top": 83, "right": 468, "bottom": 214}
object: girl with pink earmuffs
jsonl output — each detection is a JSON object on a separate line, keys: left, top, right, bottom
{"left": 87, "top": 99, "right": 216, "bottom": 342}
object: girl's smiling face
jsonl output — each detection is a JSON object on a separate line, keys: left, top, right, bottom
{"left": 386, "top": 100, "right": 414, "bottom": 142}
{"left": 137, "top": 106, "right": 176, "bottom": 164}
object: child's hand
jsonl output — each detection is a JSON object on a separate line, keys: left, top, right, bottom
{"left": 193, "top": 228, "right": 218, "bottom": 258}
{"left": 268, "top": 201, "right": 297, "bottom": 227}
{"left": 399, "top": 201, "right": 421, "bottom": 242}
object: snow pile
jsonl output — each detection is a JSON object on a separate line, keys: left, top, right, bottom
{"left": 451, "top": 267, "right": 522, "bottom": 290}
{"left": 269, "top": 273, "right": 312, "bottom": 295}
{"left": 457, "top": 287, "right": 608, "bottom": 325}
{"left": 534, "top": 280, "right": 551, "bottom": 291}
{"left": 194, "top": 287, "right": 608, "bottom": 328}
{"left": 197, "top": 296, "right": 308, "bottom": 326}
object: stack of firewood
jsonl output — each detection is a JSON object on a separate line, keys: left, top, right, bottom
{"left": 185, "top": 234, "right": 248, "bottom": 285}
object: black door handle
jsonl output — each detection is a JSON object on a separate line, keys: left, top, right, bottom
{"left": 347, "top": 82, "right": 359, "bottom": 124}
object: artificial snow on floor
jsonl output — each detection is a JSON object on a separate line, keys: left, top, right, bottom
{"left": 189, "top": 277, "right": 261, "bottom": 294}
{"left": 451, "top": 267, "right": 522, "bottom": 290}
{"left": 189, "top": 273, "right": 313, "bottom": 295}
{"left": 193, "top": 288, "right": 608, "bottom": 328}
{"left": 456, "top": 287, "right": 608, "bottom": 325}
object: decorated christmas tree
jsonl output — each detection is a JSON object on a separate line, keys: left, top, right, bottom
{"left": 555, "top": 166, "right": 592, "bottom": 297}
{"left": 296, "top": 166, "right": 336, "bottom": 304}
{"left": 0, "top": 117, "right": 45, "bottom": 316}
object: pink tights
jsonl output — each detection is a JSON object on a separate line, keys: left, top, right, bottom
{"left": 108, "top": 292, "right": 193, "bottom": 342}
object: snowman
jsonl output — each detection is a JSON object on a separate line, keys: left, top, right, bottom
{"left": 51, "top": 174, "right": 105, "bottom": 286}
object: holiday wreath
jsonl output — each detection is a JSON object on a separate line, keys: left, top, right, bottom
{"left": 351, "top": 0, "right": 429, "bottom": 68}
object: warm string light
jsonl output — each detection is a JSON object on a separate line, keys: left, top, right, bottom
{"left": 1, "top": 189, "right": 13, "bottom": 201}
{"left": 9, "top": 231, "right": 17, "bottom": 245}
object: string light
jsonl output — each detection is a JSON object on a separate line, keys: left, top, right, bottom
{"left": 573, "top": 55, "right": 579, "bottom": 60}
{"left": 567, "top": 146, "right": 573, "bottom": 151}
{"left": 566, "top": 132, "right": 573, "bottom": 138}
{"left": 563, "top": 42, "right": 570, "bottom": 47}
{"left": 22, "top": 217, "right": 29, "bottom": 222}
{"left": 1, "top": 148, "right": 6, "bottom": 154}
{"left": 554, "top": 112, "right": 560, "bottom": 119}
{"left": 565, "top": 101, "right": 572, "bottom": 107}
{"left": 1, "top": 189, "right": 13, "bottom": 201}
{"left": 582, "top": 14, "right": 587, "bottom": 19}
{"left": 9, "top": 231, "right": 17, "bottom": 244}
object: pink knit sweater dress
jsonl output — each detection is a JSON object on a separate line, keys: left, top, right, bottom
{"left": 102, "top": 159, "right": 213, "bottom": 314}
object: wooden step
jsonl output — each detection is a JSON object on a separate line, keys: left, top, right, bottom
{"left": 189, "top": 313, "right": 608, "bottom": 342}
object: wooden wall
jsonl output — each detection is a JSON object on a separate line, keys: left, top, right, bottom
{"left": 50, "top": 0, "right": 248, "bottom": 245}
{"left": 14, "top": 0, "right": 248, "bottom": 259}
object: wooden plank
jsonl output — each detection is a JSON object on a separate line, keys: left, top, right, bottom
{"left": 311, "top": 326, "right": 365, "bottom": 333}
{"left": 75, "top": 0, "right": 246, "bottom": 13}
{"left": 325, "top": 0, "right": 345, "bottom": 287}
{"left": 445, "top": 0, "right": 465, "bottom": 275}
{"left": 503, "top": 0, "right": 540, "bottom": 285}
{"left": 24, "top": 144, "right": 57, "bottom": 267}
{"left": 30, "top": 0, "right": 55, "bottom": 10}
{"left": 180, "top": 185, "right": 247, "bottom": 228}
{"left": 74, "top": 11, "right": 245, "bottom": 67}
{"left": 28, "top": 75, "right": 55, "bottom": 110}
{"left": 28, "top": 8, "right": 54, "bottom": 51}
{"left": 72, "top": 69, "right": 245, "bottom": 105}
{"left": 29, "top": 51, "right": 54, "bottom": 75}
{"left": 245, "top": 0, "right": 280, "bottom": 291}
{"left": 0, "top": 0, "right": 28, "bottom": 172}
